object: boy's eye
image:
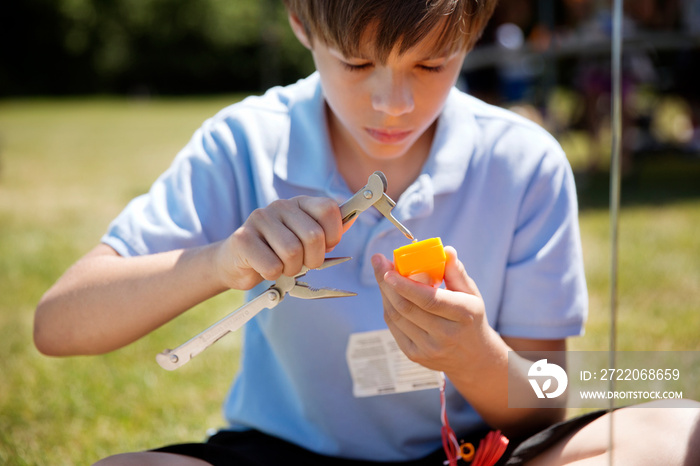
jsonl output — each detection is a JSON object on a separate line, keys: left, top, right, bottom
{"left": 418, "top": 64, "right": 445, "bottom": 73}
{"left": 342, "top": 62, "right": 373, "bottom": 72}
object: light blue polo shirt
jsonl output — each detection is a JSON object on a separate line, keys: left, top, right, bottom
{"left": 102, "top": 73, "right": 587, "bottom": 461}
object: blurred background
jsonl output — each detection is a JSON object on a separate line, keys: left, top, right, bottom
{"left": 3, "top": 0, "right": 700, "bottom": 173}
{"left": 1, "top": 1, "right": 699, "bottom": 464}
{"left": 463, "top": 0, "right": 700, "bottom": 177}
{"left": 1, "top": 0, "right": 311, "bottom": 95}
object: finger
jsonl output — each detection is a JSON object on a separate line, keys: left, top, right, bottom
{"left": 371, "top": 252, "right": 394, "bottom": 280}
{"left": 279, "top": 208, "right": 327, "bottom": 270}
{"left": 247, "top": 205, "right": 305, "bottom": 277}
{"left": 296, "top": 196, "right": 343, "bottom": 251}
{"left": 372, "top": 256, "right": 441, "bottom": 364}
{"left": 371, "top": 253, "right": 401, "bottom": 313}
{"left": 380, "top": 266, "right": 463, "bottom": 322}
{"left": 249, "top": 240, "right": 285, "bottom": 282}
{"left": 230, "top": 225, "right": 284, "bottom": 282}
{"left": 371, "top": 254, "right": 416, "bottom": 327}
{"left": 443, "top": 246, "right": 481, "bottom": 297}
{"left": 371, "top": 254, "right": 441, "bottom": 334}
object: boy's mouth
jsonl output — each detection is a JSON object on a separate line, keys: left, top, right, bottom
{"left": 365, "top": 127, "right": 413, "bottom": 144}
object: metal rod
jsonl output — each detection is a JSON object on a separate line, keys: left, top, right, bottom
{"left": 609, "top": 0, "right": 624, "bottom": 463}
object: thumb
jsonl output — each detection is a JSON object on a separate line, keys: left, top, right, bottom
{"left": 370, "top": 253, "right": 395, "bottom": 284}
{"left": 443, "top": 246, "right": 481, "bottom": 297}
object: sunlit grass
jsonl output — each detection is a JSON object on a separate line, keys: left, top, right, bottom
{"left": 1, "top": 98, "right": 698, "bottom": 465}
{"left": 573, "top": 201, "right": 700, "bottom": 352}
{"left": 0, "top": 97, "right": 246, "bottom": 465}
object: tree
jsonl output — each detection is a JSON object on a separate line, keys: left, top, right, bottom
{"left": 0, "top": 0, "right": 314, "bottom": 95}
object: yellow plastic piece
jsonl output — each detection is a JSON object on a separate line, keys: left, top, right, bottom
{"left": 393, "top": 237, "right": 446, "bottom": 287}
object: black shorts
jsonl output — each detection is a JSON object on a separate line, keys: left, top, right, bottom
{"left": 152, "top": 410, "right": 608, "bottom": 466}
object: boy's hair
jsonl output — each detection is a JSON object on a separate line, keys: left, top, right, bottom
{"left": 283, "top": 0, "right": 498, "bottom": 62}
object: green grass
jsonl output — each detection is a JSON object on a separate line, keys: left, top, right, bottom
{"left": 0, "top": 97, "right": 246, "bottom": 465}
{"left": 1, "top": 98, "right": 699, "bottom": 465}
{"left": 573, "top": 200, "right": 700, "bottom": 352}
{"left": 571, "top": 160, "right": 700, "bottom": 352}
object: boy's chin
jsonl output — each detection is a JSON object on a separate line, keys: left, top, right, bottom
{"left": 363, "top": 150, "right": 412, "bottom": 163}
{"left": 360, "top": 141, "right": 417, "bottom": 161}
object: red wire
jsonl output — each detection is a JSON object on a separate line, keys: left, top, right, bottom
{"left": 439, "top": 373, "right": 508, "bottom": 466}
{"left": 471, "top": 430, "right": 509, "bottom": 466}
{"left": 440, "top": 374, "right": 459, "bottom": 466}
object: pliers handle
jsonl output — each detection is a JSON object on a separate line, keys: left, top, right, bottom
{"left": 156, "top": 258, "right": 355, "bottom": 370}
{"left": 339, "top": 171, "right": 415, "bottom": 241}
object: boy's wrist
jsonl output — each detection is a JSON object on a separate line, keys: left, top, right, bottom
{"left": 444, "top": 325, "right": 510, "bottom": 389}
{"left": 210, "top": 240, "right": 243, "bottom": 292}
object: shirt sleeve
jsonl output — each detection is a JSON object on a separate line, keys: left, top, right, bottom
{"left": 496, "top": 145, "right": 588, "bottom": 339}
{"left": 101, "top": 116, "right": 244, "bottom": 258}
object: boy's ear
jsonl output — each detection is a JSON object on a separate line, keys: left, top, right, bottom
{"left": 288, "top": 12, "right": 312, "bottom": 49}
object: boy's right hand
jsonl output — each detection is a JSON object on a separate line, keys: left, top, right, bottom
{"left": 215, "top": 196, "right": 344, "bottom": 290}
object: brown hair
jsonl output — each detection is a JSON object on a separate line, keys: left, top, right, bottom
{"left": 283, "top": 0, "right": 498, "bottom": 62}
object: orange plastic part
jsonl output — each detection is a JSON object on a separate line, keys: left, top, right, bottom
{"left": 393, "top": 237, "right": 446, "bottom": 287}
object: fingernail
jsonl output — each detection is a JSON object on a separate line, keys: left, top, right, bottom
{"left": 384, "top": 271, "right": 398, "bottom": 286}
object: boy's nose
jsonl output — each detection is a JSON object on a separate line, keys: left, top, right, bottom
{"left": 371, "top": 70, "right": 414, "bottom": 116}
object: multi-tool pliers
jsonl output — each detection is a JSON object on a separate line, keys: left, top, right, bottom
{"left": 156, "top": 171, "right": 414, "bottom": 370}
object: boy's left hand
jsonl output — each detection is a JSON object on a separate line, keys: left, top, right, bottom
{"left": 371, "top": 246, "right": 501, "bottom": 377}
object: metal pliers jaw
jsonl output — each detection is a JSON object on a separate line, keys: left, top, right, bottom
{"left": 273, "top": 257, "right": 357, "bottom": 300}
{"left": 156, "top": 257, "right": 355, "bottom": 371}
{"left": 339, "top": 171, "right": 415, "bottom": 241}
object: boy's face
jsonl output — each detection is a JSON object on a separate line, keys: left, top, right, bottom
{"left": 294, "top": 19, "right": 467, "bottom": 163}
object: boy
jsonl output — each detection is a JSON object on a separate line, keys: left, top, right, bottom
{"left": 34, "top": 1, "right": 700, "bottom": 465}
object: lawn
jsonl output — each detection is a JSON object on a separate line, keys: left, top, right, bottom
{"left": 1, "top": 98, "right": 699, "bottom": 465}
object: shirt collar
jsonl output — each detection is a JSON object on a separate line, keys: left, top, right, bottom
{"left": 273, "top": 73, "right": 337, "bottom": 195}
{"left": 388, "top": 87, "right": 478, "bottom": 224}
{"left": 422, "top": 87, "right": 477, "bottom": 196}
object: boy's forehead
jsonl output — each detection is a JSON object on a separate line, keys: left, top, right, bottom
{"left": 335, "top": 18, "right": 455, "bottom": 61}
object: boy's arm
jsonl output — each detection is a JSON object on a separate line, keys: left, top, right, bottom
{"left": 461, "top": 335, "right": 568, "bottom": 439}
{"left": 372, "top": 247, "right": 569, "bottom": 439}
{"left": 34, "top": 196, "right": 343, "bottom": 357}
{"left": 34, "top": 242, "right": 228, "bottom": 356}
